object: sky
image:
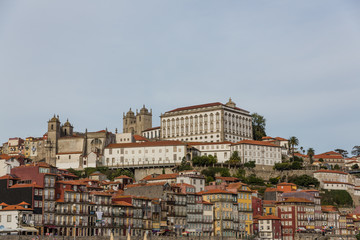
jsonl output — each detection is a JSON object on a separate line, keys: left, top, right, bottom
{"left": 0, "top": 1, "right": 359, "bottom": 155}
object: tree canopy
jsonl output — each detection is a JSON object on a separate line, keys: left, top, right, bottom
{"left": 334, "top": 149, "right": 348, "bottom": 158}
{"left": 289, "top": 136, "right": 299, "bottom": 159}
{"left": 288, "top": 174, "right": 319, "bottom": 187}
{"left": 307, "top": 148, "right": 315, "bottom": 163}
{"left": 192, "top": 155, "right": 217, "bottom": 166}
{"left": 226, "top": 151, "right": 241, "bottom": 164}
{"left": 352, "top": 146, "right": 360, "bottom": 157}
{"left": 321, "top": 190, "right": 353, "bottom": 207}
{"left": 252, "top": 113, "right": 266, "bottom": 140}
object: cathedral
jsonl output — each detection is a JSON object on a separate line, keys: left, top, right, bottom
{"left": 123, "top": 105, "right": 152, "bottom": 135}
{"left": 34, "top": 115, "right": 116, "bottom": 169}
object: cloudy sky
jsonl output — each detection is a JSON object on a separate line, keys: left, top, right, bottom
{"left": 0, "top": 1, "right": 359, "bottom": 155}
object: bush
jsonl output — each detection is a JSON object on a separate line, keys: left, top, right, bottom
{"left": 244, "top": 161, "right": 256, "bottom": 169}
{"left": 201, "top": 167, "right": 230, "bottom": 183}
{"left": 321, "top": 190, "right": 353, "bottom": 207}
{"left": 269, "top": 177, "right": 279, "bottom": 185}
{"left": 192, "top": 155, "right": 217, "bottom": 166}
{"left": 288, "top": 174, "right": 319, "bottom": 188}
{"left": 245, "top": 174, "right": 265, "bottom": 186}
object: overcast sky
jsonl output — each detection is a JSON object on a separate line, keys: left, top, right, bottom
{"left": 0, "top": 1, "right": 359, "bottom": 155}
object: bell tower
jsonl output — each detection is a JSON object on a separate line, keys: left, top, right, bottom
{"left": 46, "top": 114, "right": 61, "bottom": 166}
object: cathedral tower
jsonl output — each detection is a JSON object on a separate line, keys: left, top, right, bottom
{"left": 123, "top": 105, "right": 152, "bottom": 134}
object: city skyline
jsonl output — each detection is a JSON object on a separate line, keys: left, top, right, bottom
{"left": 1, "top": 1, "right": 360, "bottom": 154}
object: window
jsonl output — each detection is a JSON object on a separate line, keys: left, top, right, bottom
{"left": 7, "top": 215, "right": 11, "bottom": 222}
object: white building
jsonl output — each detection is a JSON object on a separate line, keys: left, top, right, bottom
{"left": 0, "top": 202, "right": 36, "bottom": 234}
{"left": 189, "top": 142, "right": 232, "bottom": 163}
{"left": 313, "top": 170, "right": 353, "bottom": 184}
{"left": 231, "top": 140, "right": 282, "bottom": 166}
{"left": 55, "top": 151, "right": 82, "bottom": 169}
{"left": 160, "top": 99, "right": 253, "bottom": 143}
{"left": 0, "top": 155, "right": 21, "bottom": 177}
{"left": 176, "top": 170, "right": 205, "bottom": 192}
{"left": 103, "top": 141, "right": 188, "bottom": 167}
{"left": 322, "top": 181, "right": 355, "bottom": 193}
{"left": 142, "top": 127, "right": 161, "bottom": 140}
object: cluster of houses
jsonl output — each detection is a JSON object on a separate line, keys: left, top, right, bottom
{"left": 0, "top": 162, "right": 359, "bottom": 239}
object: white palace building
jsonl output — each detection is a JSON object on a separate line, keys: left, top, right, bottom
{"left": 159, "top": 98, "right": 253, "bottom": 143}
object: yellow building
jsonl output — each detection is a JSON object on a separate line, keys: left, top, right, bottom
{"left": 227, "top": 182, "right": 253, "bottom": 236}
{"left": 263, "top": 200, "right": 277, "bottom": 216}
{"left": 200, "top": 189, "right": 236, "bottom": 237}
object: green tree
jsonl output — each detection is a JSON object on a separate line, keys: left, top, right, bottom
{"left": 352, "top": 164, "right": 359, "bottom": 170}
{"left": 288, "top": 174, "right": 319, "bottom": 188}
{"left": 319, "top": 158, "right": 324, "bottom": 162}
{"left": 177, "top": 157, "right": 193, "bottom": 171}
{"left": 333, "top": 164, "right": 340, "bottom": 170}
{"left": 269, "top": 177, "right": 279, "bottom": 185}
{"left": 334, "top": 149, "right": 348, "bottom": 158}
{"left": 289, "top": 136, "right": 299, "bottom": 159}
{"left": 252, "top": 113, "right": 266, "bottom": 140}
{"left": 352, "top": 146, "right": 360, "bottom": 157}
{"left": 227, "top": 151, "right": 241, "bottom": 164}
{"left": 307, "top": 148, "right": 315, "bottom": 164}
{"left": 244, "top": 161, "right": 256, "bottom": 169}
{"left": 321, "top": 190, "right": 353, "bottom": 207}
{"left": 245, "top": 174, "right": 265, "bottom": 186}
{"left": 192, "top": 155, "right": 217, "bottom": 166}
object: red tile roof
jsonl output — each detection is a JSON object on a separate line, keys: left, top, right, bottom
{"left": 188, "top": 141, "right": 232, "bottom": 146}
{"left": 113, "top": 201, "right": 133, "bottom": 207}
{"left": 234, "top": 140, "right": 279, "bottom": 147}
{"left": 1, "top": 205, "right": 32, "bottom": 211}
{"left": 142, "top": 173, "right": 179, "bottom": 181}
{"left": 133, "top": 135, "right": 149, "bottom": 142}
{"left": 10, "top": 183, "right": 43, "bottom": 189}
{"left": 166, "top": 102, "right": 250, "bottom": 113}
{"left": 314, "top": 170, "right": 348, "bottom": 175}
{"left": 142, "top": 126, "right": 161, "bottom": 132}
{"left": 198, "top": 189, "right": 234, "bottom": 195}
{"left": 278, "top": 197, "right": 313, "bottom": 203}
{"left": 106, "top": 141, "right": 186, "bottom": 149}
{"left": 114, "top": 175, "right": 133, "bottom": 179}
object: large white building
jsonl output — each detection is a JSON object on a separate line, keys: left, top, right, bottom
{"left": 231, "top": 140, "right": 282, "bottom": 166}
{"left": 160, "top": 99, "right": 253, "bottom": 143}
{"left": 103, "top": 141, "right": 188, "bottom": 167}
{"left": 189, "top": 142, "right": 232, "bottom": 163}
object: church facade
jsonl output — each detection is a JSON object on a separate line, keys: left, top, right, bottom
{"left": 42, "top": 115, "right": 115, "bottom": 169}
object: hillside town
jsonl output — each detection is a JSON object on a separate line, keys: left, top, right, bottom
{"left": 1, "top": 99, "right": 360, "bottom": 240}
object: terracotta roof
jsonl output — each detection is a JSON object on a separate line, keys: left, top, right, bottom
{"left": 10, "top": 183, "right": 43, "bottom": 189}
{"left": 106, "top": 141, "right": 186, "bottom": 149}
{"left": 133, "top": 135, "right": 149, "bottom": 142}
{"left": 18, "top": 201, "right": 30, "bottom": 206}
{"left": 165, "top": 102, "right": 249, "bottom": 113}
{"left": 114, "top": 175, "right": 133, "bottom": 179}
{"left": 142, "top": 126, "right": 161, "bottom": 132}
{"left": 0, "top": 203, "right": 8, "bottom": 206}
{"left": 89, "top": 191, "right": 112, "bottom": 196}
{"left": 171, "top": 183, "right": 195, "bottom": 188}
{"left": 1, "top": 205, "right": 32, "bottom": 211}
{"left": 113, "top": 201, "right": 133, "bottom": 207}
{"left": 0, "top": 174, "right": 19, "bottom": 180}
{"left": 142, "top": 173, "right": 178, "bottom": 181}
{"left": 274, "top": 137, "right": 288, "bottom": 141}
{"left": 294, "top": 153, "right": 308, "bottom": 158}
{"left": 216, "top": 177, "right": 239, "bottom": 181}
{"left": 258, "top": 215, "right": 281, "bottom": 220}
{"left": 198, "top": 189, "right": 234, "bottom": 195}
{"left": 321, "top": 205, "right": 338, "bottom": 212}
{"left": 314, "top": 151, "right": 344, "bottom": 159}
{"left": 314, "top": 170, "right": 348, "bottom": 175}
{"left": 263, "top": 200, "right": 276, "bottom": 205}
{"left": 188, "top": 141, "right": 232, "bottom": 146}
{"left": 262, "top": 136, "right": 274, "bottom": 140}
{"left": 278, "top": 197, "right": 313, "bottom": 204}
{"left": 234, "top": 140, "right": 279, "bottom": 147}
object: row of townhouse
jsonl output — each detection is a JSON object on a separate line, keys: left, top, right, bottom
{"left": 102, "top": 139, "right": 283, "bottom": 169}
{"left": 256, "top": 182, "right": 359, "bottom": 240}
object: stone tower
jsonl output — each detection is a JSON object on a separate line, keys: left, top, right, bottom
{"left": 45, "top": 114, "right": 61, "bottom": 166}
{"left": 123, "top": 105, "right": 152, "bottom": 134}
{"left": 61, "top": 119, "right": 73, "bottom": 136}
